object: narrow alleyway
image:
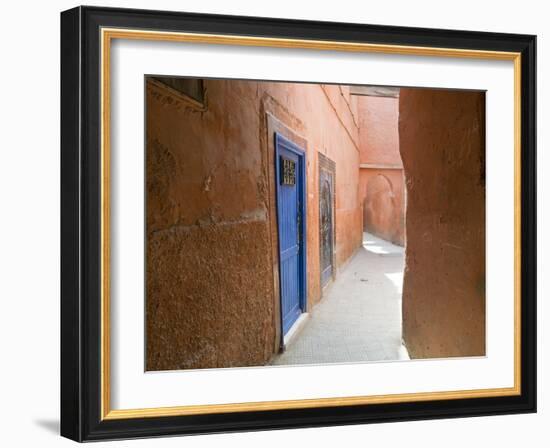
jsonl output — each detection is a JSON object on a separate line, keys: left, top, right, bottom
{"left": 272, "top": 232, "right": 409, "bottom": 366}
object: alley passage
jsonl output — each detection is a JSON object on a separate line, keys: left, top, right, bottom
{"left": 272, "top": 232, "right": 409, "bottom": 366}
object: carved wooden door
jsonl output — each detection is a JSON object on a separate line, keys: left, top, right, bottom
{"left": 319, "top": 168, "right": 334, "bottom": 287}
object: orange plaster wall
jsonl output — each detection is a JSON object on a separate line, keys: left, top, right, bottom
{"left": 358, "top": 95, "right": 401, "bottom": 165}
{"left": 146, "top": 78, "right": 363, "bottom": 370}
{"left": 399, "top": 88, "right": 486, "bottom": 358}
{"left": 359, "top": 169, "right": 405, "bottom": 246}
{"left": 357, "top": 95, "right": 405, "bottom": 245}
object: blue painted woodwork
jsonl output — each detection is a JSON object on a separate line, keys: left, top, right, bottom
{"left": 275, "top": 133, "right": 307, "bottom": 336}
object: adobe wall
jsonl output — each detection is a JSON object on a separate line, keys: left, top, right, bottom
{"left": 146, "top": 79, "right": 363, "bottom": 370}
{"left": 399, "top": 88, "right": 486, "bottom": 358}
{"left": 357, "top": 96, "right": 405, "bottom": 245}
{"left": 360, "top": 169, "right": 405, "bottom": 245}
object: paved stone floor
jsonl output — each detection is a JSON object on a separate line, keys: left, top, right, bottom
{"left": 271, "top": 232, "right": 409, "bottom": 366}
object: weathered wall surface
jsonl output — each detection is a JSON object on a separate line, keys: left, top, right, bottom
{"left": 146, "top": 79, "right": 363, "bottom": 370}
{"left": 146, "top": 80, "right": 275, "bottom": 370}
{"left": 357, "top": 96, "right": 405, "bottom": 245}
{"left": 399, "top": 88, "right": 486, "bottom": 358}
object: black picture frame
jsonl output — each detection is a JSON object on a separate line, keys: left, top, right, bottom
{"left": 61, "top": 5, "right": 536, "bottom": 442}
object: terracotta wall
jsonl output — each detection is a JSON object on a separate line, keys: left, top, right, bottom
{"left": 399, "top": 88, "right": 486, "bottom": 358}
{"left": 357, "top": 96, "right": 405, "bottom": 245}
{"left": 358, "top": 95, "right": 400, "bottom": 165}
{"left": 146, "top": 79, "right": 363, "bottom": 370}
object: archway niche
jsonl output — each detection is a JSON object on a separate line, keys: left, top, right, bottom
{"left": 363, "top": 174, "right": 400, "bottom": 244}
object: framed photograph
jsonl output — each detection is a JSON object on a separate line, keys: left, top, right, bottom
{"left": 60, "top": 6, "right": 536, "bottom": 442}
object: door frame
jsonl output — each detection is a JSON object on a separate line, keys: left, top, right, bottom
{"left": 318, "top": 152, "right": 336, "bottom": 290}
{"left": 274, "top": 132, "right": 307, "bottom": 340}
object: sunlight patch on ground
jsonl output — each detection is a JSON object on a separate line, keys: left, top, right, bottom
{"left": 396, "top": 344, "right": 410, "bottom": 360}
{"left": 363, "top": 242, "right": 392, "bottom": 255}
{"left": 385, "top": 272, "right": 404, "bottom": 294}
{"left": 362, "top": 233, "right": 404, "bottom": 256}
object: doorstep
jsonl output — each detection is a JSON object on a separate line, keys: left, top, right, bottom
{"left": 283, "top": 313, "right": 310, "bottom": 349}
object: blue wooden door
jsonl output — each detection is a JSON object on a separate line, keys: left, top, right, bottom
{"left": 275, "top": 133, "right": 306, "bottom": 336}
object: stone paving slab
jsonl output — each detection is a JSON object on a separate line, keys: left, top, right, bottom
{"left": 271, "top": 232, "right": 410, "bottom": 366}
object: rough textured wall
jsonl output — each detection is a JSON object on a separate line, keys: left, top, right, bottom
{"left": 146, "top": 80, "right": 275, "bottom": 370}
{"left": 146, "top": 79, "right": 363, "bottom": 370}
{"left": 399, "top": 88, "right": 486, "bottom": 358}
{"left": 357, "top": 96, "right": 405, "bottom": 245}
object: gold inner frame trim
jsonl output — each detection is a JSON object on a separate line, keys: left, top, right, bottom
{"left": 100, "top": 27, "right": 522, "bottom": 421}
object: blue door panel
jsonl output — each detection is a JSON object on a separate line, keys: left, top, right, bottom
{"left": 275, "top": 133, "right": 306, "bottom": 337}
{"left": 281, "top": 256, "right": 300, "bottom": 334}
